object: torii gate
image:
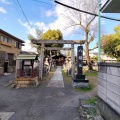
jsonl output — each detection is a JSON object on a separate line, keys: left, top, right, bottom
{"left": 31, "top": 40, "right": 86, "bottom": 80}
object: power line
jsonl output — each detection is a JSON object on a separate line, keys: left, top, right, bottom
{"left": 12, "top": 0, "right": 19, "bottom": 7}
{"left": 54, "top": 0, "right": 120, "bottom": 21}
{"left": 32, "top": 0, "right": 55, "bottom": 6}
{"left": 16, "top": 0, "right": 33, "bottom": 29}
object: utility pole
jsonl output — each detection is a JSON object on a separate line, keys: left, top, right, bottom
{"left": 98, "top": 0, "right": 101, "bottom": 62}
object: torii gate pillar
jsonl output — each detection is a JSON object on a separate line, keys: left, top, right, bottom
{"left": 71, "top": 44, "right": 75, "bottom": 79}
{"left": 39, "top": 43, "right": 44, "bottom": 80}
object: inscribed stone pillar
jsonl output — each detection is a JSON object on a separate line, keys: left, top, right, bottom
{"left": 77, "top": 46, "right": 83, "bottom": 74}
{"left": 73, "top": 46, "right": 89, "bottom": 88}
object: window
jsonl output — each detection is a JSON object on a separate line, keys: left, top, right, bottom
{"left": 1, "top": 35, "right": 5, "bottom": 41}
{"left": 15, "top": 41, "right": 21, "bottom": 49}
{"left": 0, "top": 36, "right": 3, "bottom": 41}
{"left": 7, "top": 38, "right": 12, "bottom": 43}
{"left": 0, "top": 35, "right": 12, "bottom": 43}
{"left": 8, "top": 53, "right": 15, "bottom": 66}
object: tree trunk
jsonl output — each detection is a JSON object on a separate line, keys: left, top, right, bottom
{"left": 85, "top": 31, "right": 93, "bottom": 71}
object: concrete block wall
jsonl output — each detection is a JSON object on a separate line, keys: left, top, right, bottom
{"left": 98, "top": 63, "right": 120, "bottom": 118}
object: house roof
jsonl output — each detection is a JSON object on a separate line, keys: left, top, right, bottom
{"left": 0, "top": 29, "right": 25, "bottom": 43}
{"left": 101, "top": 0, "right": 120, "bottom": 13}
{"left": 52, "top": 52, "right": 66, "bottom": 59}
{"left": 20, "top": 51, "right": 37, "bottom": 54}
{"left": 16, "top": 54, "right": 38, "bottom": 60}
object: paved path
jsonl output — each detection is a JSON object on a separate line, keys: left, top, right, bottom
{"left": 0, "top": 69, "right": 89, "bottom": 120}
{"left": 47, "top": 66, "right": 64, "bottom": 88}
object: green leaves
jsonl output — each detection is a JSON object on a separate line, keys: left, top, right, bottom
{"left": 28, "top": 29, "right": 63, "bottom": 56}
{"left": 42, "top": 29, "right": 63, "bottom": 48}
{"left": 101, "top": 24, "right": 120, "bottom": 61}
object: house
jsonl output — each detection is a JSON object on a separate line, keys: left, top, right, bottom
{"left": 89, "top": 52, "right": 116, "bottom": 62}
{"left": 82, "top": 52, "right": 116, "bottom": 65}
{"left": 0, "top": 29, "right": 24, "bottom": 74}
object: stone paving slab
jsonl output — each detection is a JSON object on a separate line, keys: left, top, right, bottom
{"left": 47, "top": 66, "right": 64, "bottom": 88}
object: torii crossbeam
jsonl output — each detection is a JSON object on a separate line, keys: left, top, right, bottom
{"left": 31, "top": 40, "right": 86, "bottom": 44}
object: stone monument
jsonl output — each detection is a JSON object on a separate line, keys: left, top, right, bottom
{"left": 73, "top": 46, "right": 89, "bottom": 87}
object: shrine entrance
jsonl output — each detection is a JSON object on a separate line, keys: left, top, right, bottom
{"left": 52, "top": 53, "right": 66, "bottom": 66}
{"left": 31, "top": 40, "right": 86, "bottom": 80}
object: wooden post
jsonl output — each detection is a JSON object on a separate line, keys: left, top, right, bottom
{"left": 49, "top": 50, "right": 52, "bottom": 71}
{"left": 71, "top": 44, "right": 75, "bottom": 79}
{"left": 15, "top": 60, "right": 19, "bottom": 79}
{"left": 39, "top": 43, "right": 44, "bottom": 80}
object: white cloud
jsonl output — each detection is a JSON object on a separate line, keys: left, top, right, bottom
{"left": 22, "top": 40, "right": 37, "bottom": 53}
{"left": 46, "top": 10, "right": 56, "bottom": 17}
{"left": 0, "top": 0, "right": 10, "bottom": 4}
{"left": 18, "top": 19, "right": 36, "bottom": 38}
{"left": 18, "top": 19, "right": 50, "bottom": 38}
{"left": 19, "top": 0, "right": 102, "bottom": 47}
{"left": 18, "top": 0, "right": 83, "bottom": 39}
{"left": 0, "top": 7, "right": 7, "bottom": 13}
{"left": 34, "top": 22, "right": 48, "bottom": 32}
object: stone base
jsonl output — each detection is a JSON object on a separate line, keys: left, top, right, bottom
{"left": 73, "top": 73, "right": 89, "bottom": 88}
{"left": 16, "top": 77, "right": 38, "bottom": 87}
{"left": 76, "top": 74, "right": 85, "bottom": 79}
{"left": 73, "top": 81, "right": 89, "bottom": 88}
{"left": 97, "top": 97, "right": 120, "bottom": 120}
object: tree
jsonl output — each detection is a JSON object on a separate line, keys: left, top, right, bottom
{"left": 28, "top": 29, "right": 43, "bottom": 54}
{"left": 91, "top": 56, "right": 98, "bottom": 62}
{"left": 41, "top": 29, "right": 63, "bottom": 47}
{"left": 28, "top": 29, "right": 63, "bottom": 56}
{"left": 59, "top": 0, "right": 98, "bottom": 70}
{"left": 101, "top": 24, "right": 120, "bottom": 61}
{"left": 41, "top": 29, "right": 63, "bottom": 56}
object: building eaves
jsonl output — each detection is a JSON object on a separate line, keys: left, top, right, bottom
{"left": 0, "top": 29, "right": 25, "bottom": 43}
{"left": 101, "top": 0, "right": 120, "bottom": 13}
{"left": 100, "top": 0, "right": 111, "bottom": 12}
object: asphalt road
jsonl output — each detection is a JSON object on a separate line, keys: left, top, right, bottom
{"left": 0, "top": 69, "right": 89, "bottom": 120}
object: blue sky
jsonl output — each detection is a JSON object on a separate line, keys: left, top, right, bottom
{"left": 0, "top": 0, "right": 120, "bottom": 53}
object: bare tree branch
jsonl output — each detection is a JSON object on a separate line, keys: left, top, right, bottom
{"left": 88, "top": 36, "right": 94, "bottom": 44}
{"left": 55, "top": 0, "right": 99, "bottom": 70}
{"left": 89, "top": 46, "right": 98, "bottom": 51}
{"left": 87, "top": 16, "right": 96, "bottom": 28}
{"left": 63, "top": 24, "right": 80, "bottom": 30}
